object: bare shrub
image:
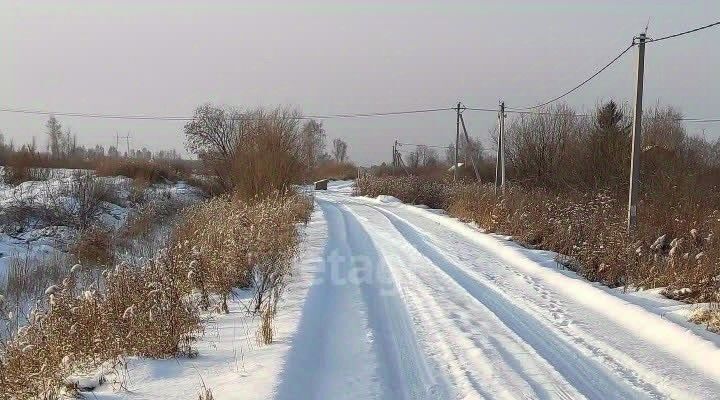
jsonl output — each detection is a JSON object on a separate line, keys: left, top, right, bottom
{"left": 1, "top": 150, "right": 51, "bottom": 185}
{"left": 355, "top": 174, "right": 720, "bottom": 304}
{"left": 70, "top": 226, "right": 114, "bottom": 266}
{"left": 39, "top": 172, "right": 116, "bottom": 229}
{"left": 313, "top": 160, "right": 358, "bottom": 181}
{"left": 0, "top": 253, "right": 201, "bottom": 399}
{"left": 184, "top": 105, "right": 307, "bottom": 198}
{"left": 95, "top": 158, "right": 189, "bottom": 184}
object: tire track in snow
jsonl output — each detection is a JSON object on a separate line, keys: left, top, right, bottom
{"left": 274, "top": 199, "right": 447, "bottom": 400}
{"left": 363, "top": 196, "right": 720, "bottom": 399}
{"left": 274, "top": 200, "right": 380, "bottom": 400}
{"left": 339, "top": 200, "right": 585, "bottom": 400}
{"left": 369, "top": 205, "right": 666, "bottom": 400}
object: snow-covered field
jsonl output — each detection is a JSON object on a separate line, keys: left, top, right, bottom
{"left": 0, "top": 172, "right": 203, "bottom": 283}
{"left": 88, "top": 180, "right": 720, "bottom": 399}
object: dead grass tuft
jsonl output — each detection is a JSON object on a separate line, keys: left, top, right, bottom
{"left": 0, "top": 253, "right": 201, "bottom": 398}
{"left": 70, "top": 226, "right": 114, "bottom": 267}
{"left": 95, "top": 159, "right": 190, "bottom": 184}
{"left": 355, "top": 175, "right": 720, "bottom": 304}
{"left": 1, "top": 151, "right": 51, "bottom": 185}
{"left": 689, "top": 305, "right": 720, "bottom": 334}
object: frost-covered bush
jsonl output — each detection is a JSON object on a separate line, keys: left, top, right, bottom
{"left": 0, "top": 189, "right": 312, "bottom": 397}
{"left": 171, "top": 190, "right": 312, "bottom": 319}
{"left": 0, "top": 255, "right": 200, "bottom": 399}
{"left": 354, "top": 174, "right": 453, "bottom": 209}
{"left": 355, "top": 175, "right": 720, "bottom": 303}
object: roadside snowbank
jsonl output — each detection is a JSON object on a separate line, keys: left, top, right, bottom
{"left": 88, "top": 208, "right": 327, "bottom": 399}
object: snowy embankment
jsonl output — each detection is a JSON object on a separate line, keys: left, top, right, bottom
{"left": 0, "top": 171, "right": 203, "bottom": 283}
{"left": 90, "top": 207, "right": 328, "bottom": 399}
{"left": 86, "top": 180, "right": 720, "bottom": 399}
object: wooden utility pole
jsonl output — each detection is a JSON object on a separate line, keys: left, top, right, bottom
{"left": 454, "top": 102, "right": 461, "bottom": 181}
{"left": 628, "top": 33, "right": 646, "bottom": 232}
{"left": 495, "top": 101, "right": 506, "bottom": 193}
{"left": 393, "top": 140, "right": 398, "bottom": 170}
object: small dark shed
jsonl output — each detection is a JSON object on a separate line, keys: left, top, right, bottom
{"left": 314, "top": 179, "right": 329, "bottom": 190}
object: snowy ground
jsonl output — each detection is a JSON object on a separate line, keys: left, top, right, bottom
{"left": 0, "top": 172, "right": 203, "bottom": 282}
{"left": 90, "top": 180, "right": 720, "bottom": 399}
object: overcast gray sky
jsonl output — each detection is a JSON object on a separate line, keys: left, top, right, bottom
{"left": 1, "top": 1, "right": 719, "bottom": 165}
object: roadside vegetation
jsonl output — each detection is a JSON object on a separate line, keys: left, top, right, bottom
{"left": 357, "top": 101, "right": 720, "bottom": 333}
{"left": 0, "top": 105, "right": 324, "bottom": 398}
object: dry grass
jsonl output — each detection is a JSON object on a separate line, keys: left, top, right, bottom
{"left": 0, "top": 255, "right": 201, "bottom": 398}
{"left": 0, "top": 189, "right": 313, "bottom": 398}
{"left": 69, "top": 226, "right": 115, "bottom": 267}
{"left": 1, "top": 151, "right": 51, "bottom": 185}
{"left": 184, "top": 175, "right": 226, "bottom": 198}
{"left": 312, "top": 161, "right": 357, "bottom": 181}
{"left": 689, "top": 306, "right": 720, "bottom": 334}
{"left": 355, "top": 175, "right": 720, "bottom": 304}
{"left": 355, "top": 174, "right": 455, "bottom": 209}
{"left": 171, "top": 190, "right": 313, "bottom": 320}
{"left": 197, "top": 382, "right": 215, "bottom": 400}
{"left": 95, "top": 159, "right": 190, "bottom": 184}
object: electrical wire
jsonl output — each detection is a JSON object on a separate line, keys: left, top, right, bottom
{"left": 0, "top": 106, "right": 454, "bottom": 121}
{"left": 304, "top": 107, "right": 454, "bottom": 119}
{"left": 396, "top": 142, "right": 451, "bottom": 149}
{"left": 3, "top": 19, "right": 719, "bottom": 125}
{"left": 646, "top": 21, "right": 720, "bottom": 43}
{"left": 511, "top": 43, "right": 635, "bottom": 110}
{"left": 678, "top": 117, "right": 720, "bottom": 123}
{"left": 0, "top": 107, "right": 193, "bottom": 121}
{"left": 464, "top": 106, "right": 591, "bottom": 118}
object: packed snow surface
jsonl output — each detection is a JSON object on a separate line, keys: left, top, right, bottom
{"left": 96, "top": 180, "right": 720, "bottom": 399}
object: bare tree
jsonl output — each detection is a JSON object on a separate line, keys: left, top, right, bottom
{"left": 406, "top": 145, "right": 439, "bottom": 169}
{"left": 184, "top": 104, "right": 243, "bottom": 161}
{"left": 332, "top": 138, "right": 348, "bottom": 162}
{"left": 643, "top": 105, "right": 686, "bottom": 152}
{"left": 504, "top": 103, "right": 584, "bottom": 188}
{"left": 300, "top": 119, "right": 326, "bottom": 171}
{"left": 184, "top": 104, "right": 305, "bottom": 196}
{"left": 46, "top": 116, "right": 62, "bottom": 159}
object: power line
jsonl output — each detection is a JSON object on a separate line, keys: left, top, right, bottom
{"left": 511, "top": 43, "right": 636, "bottom": 110}
{"left": 464, "top": 106, "right": 592, "bottom": 118}
{"left": 505, "top": 22, "right": 720, "bottom": 112}
{"left": 0, "top": 106, "right": 454, "bottom": 121}
{"left": 305, "top": 107, "right": 454, "bottom": 119}
{"left": 396, "top": 141, "right": 451, "bottom": 149}
{"left": 646, "top": 21, "right": 720, "bottom": 43}
{"left": 0, "top": 107, "right": 192, "bottom": 121}
{"left": 678, "top": 117, "right": 720, "bottom": 123}
{"left": 463, "top": 106, "right": 497, "bottom": 112}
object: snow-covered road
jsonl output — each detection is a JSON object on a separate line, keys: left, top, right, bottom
{"left": 274, "top": 183, "right": 720, "bottom": 400}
